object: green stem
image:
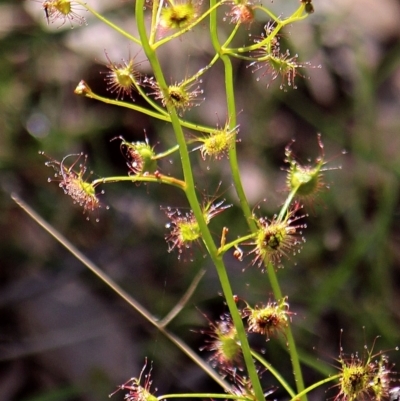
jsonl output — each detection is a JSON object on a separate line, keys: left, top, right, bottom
{"left": 277, "top": 185, "right": 300, "bottom": 222}
{"left": 76, "top": 0, "right": 142, "bottom": 45}
{"left": 289, "top": 374, "right": 340, "bottom": 401}
{"left": 263, "top": 187, "right": 306, "bottom": 401}
{"left": 159, "top": 395, "right": 248, "bottom": 400}
{"left": 208, "top": 3, "right": 265, "bottom": 401}
{"left": 133, "top": 78, "right": 170, "bottom": 117}
{"left": 149, "top": 0, "right": 161, "bottom": 44}
{"left": 154, "top": 144, "right": 180, "bottom": 159}
{"left": 252, "top": 5, "right": 279, "bottom": 21}
{"left": 137, "top": 2, "right": 264, "bottom": 400}
{"left": 81, "top": 87, "right": 171, "bottom": 121}
{"left": 184, "top": 25, "right": 241, "bottom": 88}
{"left": 91, "top": 174, "right": 186, "bottom": 190}
{"left": 209, "top": 3, "right": 307, "bottom": 400}
{"left": 227, "top": 5, "right": 308, "bottom": 53}
{"left": 210, "top": 12, "right": 256, "bottom": 232}
{"left": 251, "top": 350, "right": 296, "bottom": 398}
{"left": 218, "top": 233, "right": 255, "bottom": 255}
{"left": 80, "top": 85, "right": 221, "bottom": 134}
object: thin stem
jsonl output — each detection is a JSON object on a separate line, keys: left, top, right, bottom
{"left": 210, "top": 6, "right": 256, "bottom": 232}
{"left": 208, "top": 2, "right": 264, "bottom": 401}
{"left": 154, "top": 144, "right": 180, "bottom": 159}
{"left": 80, "top": 87, "right": 172, "bottom": 121}
{"left": 289, "top": 374, "right": 340, "bottom": 401}
{"left": 79, "top": 85, "right": 220, "bottom": 134}
{"left": 252, "top": 5, "right": 278, "bottom": 21}
{"left": 277, "top": 184, "right": 300, "bottom": 222}
{"left": 149, "top": 0, "right": 161, "bottom": 44}
{"left": 251, "top": 350, "right": 296, "bottom": 398}
{"left": 218, "top": 233, "right": 256, "bottom": 255}
{"left": 227, "top": 5, "right": 308, "bottom": 54}
{"left": 11, "top": 194, "right": 231, "bottom": 392}
{"left": 159, "top": 395, "right": 249, "bottom": 400}
{"left": 132, "top": 79, "right": 170, "bottom": 117}
{"left": 91, "top": 174, "right": 186, "bottom": 191}
{"left": 137, "top": 1, "right": 265, "bottom": 399}
{"left": 158, "top": 268, "right": 206, "bottom": 327}
{"left": 75, "top": 1, "right": 142, "bottom": 45}
{"left": 210, "top": 3, "right": 307, "bottom": 400}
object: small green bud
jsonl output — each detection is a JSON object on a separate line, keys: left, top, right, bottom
{"left": 285, "top": 134, "right": 338, "bottom": 205}
{"left": 114, "top": 137, "right": 158, "bottom": 175}
{"left": 193, "top": 122, "right": 238, "bottom": 160}
{"left": 201, "top": 315, "right": 242, "bottom": 372}
{"left": 243, "top": 297, "right": 294, "bottom": 340}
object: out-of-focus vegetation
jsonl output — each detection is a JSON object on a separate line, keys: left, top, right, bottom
{"left": 1, "top": 0, "right": 400, "bottom": 400}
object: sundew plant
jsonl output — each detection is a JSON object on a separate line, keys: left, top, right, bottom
{"left": 15, "top": 0, "right": 400, "bottom": 400}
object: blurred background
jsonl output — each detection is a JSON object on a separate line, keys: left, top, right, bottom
{"left": 1, "top": 0, "right": 400, "bottom": 400}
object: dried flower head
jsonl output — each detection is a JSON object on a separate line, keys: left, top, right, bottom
{"left": 242, "top": 297, "right": 295, "bottom": 340}
{"left": 112, "top": 136, "right": 158, "bottom": 175}
{"left": 158, "top": 0, "right": 200, "bottom": 33}
{"left": 300, "top": 0, "right": 314, "bottom": 14}
{"left": 248, "top": 202, "right": 307, "bottom": 268}
{"left": 227, "top": 1, "right": 255, "bottom": 25}
{"left": 103, "top": 50, "right": 142, "bottom": 101}
{"left": 192, "top": 121, "right": 239, "bottom": 160}
{"left": 74, "top": 80, "right": 93, "bottom": 96}
{"left": 41, "top": 0, "right": 87, "bottom": 28}
{"left": 164, "top": 198, "right": 231, "bottom": 256}
{"left": 331, "top": 333, "right": 398, "bottom": 401}
{"left": 109, "top": 359, "right": 158, "bottom": 401}
{"left": 285, "top": 134, "right": 342, "bottom": 208}
{"left": 149, "top": 78, "right": 204, "bottom": 115}
{"left": 41, "top": 152, "right": 104, "bottom": 220}
{"left": 200, "top": 313, "right": 242, "bottom": 373}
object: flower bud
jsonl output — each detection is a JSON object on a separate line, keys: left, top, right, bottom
{"left": 116, "top": 137, "right": 158, "bottom": 175}
{"left": 242, "top": 297, "right": 294, "bottom": 340}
